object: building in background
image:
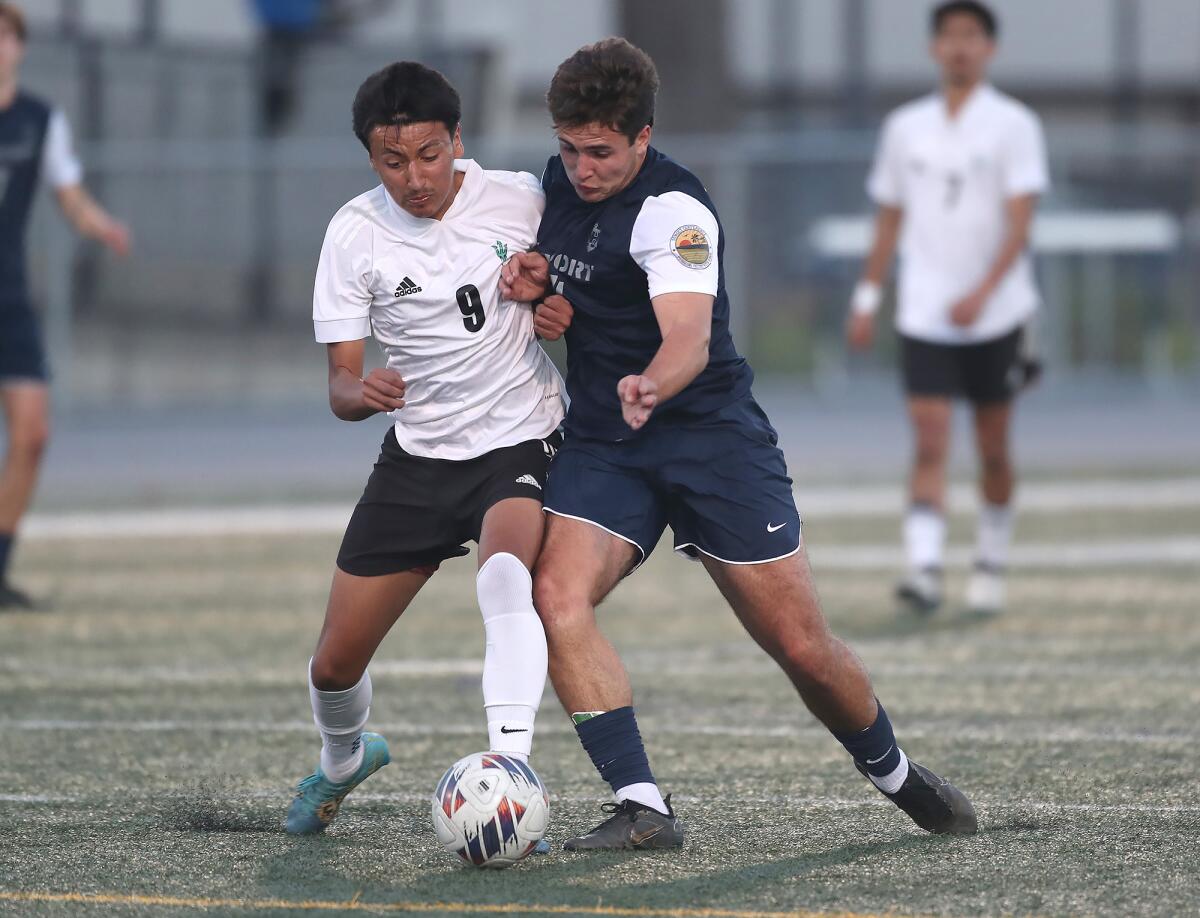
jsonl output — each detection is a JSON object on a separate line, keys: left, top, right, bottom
{"left": 14, "top": 0, "right": 1200, "bottom": 406}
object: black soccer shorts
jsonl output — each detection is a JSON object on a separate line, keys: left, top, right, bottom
{"left": 900, "top": 327, "right": 1025, "bottom": 405}
{"left": 336, "top": 426, "right": 561, "bottom": 576}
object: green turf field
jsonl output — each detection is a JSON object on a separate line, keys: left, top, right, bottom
{"left": 1, "top": 492, "right": 1197, "bottom": 918}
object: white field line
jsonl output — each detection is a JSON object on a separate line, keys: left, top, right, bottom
{"left": 16, "top": 513, "right": 1200, "bottom": 569}
{"left": 807, "top": 538, "right": 1200, "bottom": 569}
{"left": 5, "top": 791, "right": 1198, "bottom": 816}
{"left": 796, "top": 477, "right": 1200, "bottom": 517}
{"left": 0, "top": 718, "right": 1192, "bottom": 746}
{"left": 3, "top": 657, "right": 1197, "bottom": 687}
{"left": 20, "top": 477, "right": 1200, "bottom": 541}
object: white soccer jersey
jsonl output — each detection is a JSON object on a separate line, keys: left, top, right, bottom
{"left": 868, "top": 83, "right": 1049, "bottom": 344}
{"left": 313, "top": 159, "right": 565, "bottom": 460}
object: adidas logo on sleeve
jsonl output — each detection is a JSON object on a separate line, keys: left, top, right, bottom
{"left": 394, "top": 277, "right": 422, "bottom": 296}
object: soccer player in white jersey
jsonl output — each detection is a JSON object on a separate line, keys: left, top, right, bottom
{"left": 0, "top": 1, "right": 129, "bottom": 611}
{"left": 285, "top": 62, "right": 570, "bottom": 835}
{"left": 848, "top": 0, "right": 1049, "bottom": 616}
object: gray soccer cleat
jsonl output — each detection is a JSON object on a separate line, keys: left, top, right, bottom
{"left": 858, "top": 759, "right": 978, "bottom": 835}
{"left": 563, "top": 795, "right": 685, "bottom": 851}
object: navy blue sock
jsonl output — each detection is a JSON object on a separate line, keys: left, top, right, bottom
{"left": 574, "top": 706, "right": 657, "bottom": 795}
{"left": 0, "top": 533, "right": 12, "bottom": 583}
{"left": 833, "top": 700, "right": 904, "bottom": 780}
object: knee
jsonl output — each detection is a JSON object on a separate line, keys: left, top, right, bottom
{"left": 532, "top": 568, "right": 591, "bottom": 636}
{"left": 913, "top": 432, "right": 946, "bottom": 468}
{"left": 477, "top": 552, "right": 533, "bottom": 616}
{"left": 309, "top": 651, "right": 364, "bottom": 693}
{"left": 980, "top": 449, "right": 1011, "bottom": 479}
{"left": 9, "top": 416, "right": 50, "bottom": 461}
{"left": 775, "top": 633, "right": 839, "bottom": 690}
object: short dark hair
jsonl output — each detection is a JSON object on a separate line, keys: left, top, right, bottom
{"left": 351, "top": 61, "right": 461, "bottom": 151}
{"left": 0, "top": 1, "right": 27, "bottom": 43}
{"left": 931, "top": 1, "right": 998, "bottom": 38}
{"left": 547, "top": 37, "right": 659, "bottom": 142}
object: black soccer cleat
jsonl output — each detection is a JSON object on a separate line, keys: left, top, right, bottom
{"left": 0, "top": 582, "right": 38, "bottom": 612}
{"left": 563, "top": 794, "right": 685, "bottom": 851}
{"left": 858, "top": 759, "right": 978, "bottom": 835}
{"left": 896, "top": 567, "right": 943, "bottom": 615}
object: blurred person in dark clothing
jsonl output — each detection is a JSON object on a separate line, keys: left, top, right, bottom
{"left": 0, "top": 1, "right": 129, "bottom": 610}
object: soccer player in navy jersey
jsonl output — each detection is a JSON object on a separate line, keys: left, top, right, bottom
{"left": 0, "top": 2, "right": 129, "bottom": 610}
{"left": 502, "top": 38, "right": 977, "bottom": 849}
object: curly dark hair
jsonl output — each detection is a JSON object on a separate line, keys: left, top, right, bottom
{"left": 547, "top": 38, "right": 659, "bottom": 142}
{"left": 931, "top": 1, "right": 998, "bottom": 38}
{"left": 351, "top": 61, "right": 461, "bottom": 151}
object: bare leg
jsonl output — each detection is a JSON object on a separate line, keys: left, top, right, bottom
{"left": 972, "top": 401, "right": 1014, "bottom": 506}
{"left": 534, "top": 515, "right": 675, "bottom": 829}
{"left": 703, "top": 544, "right": 977, "bottom": 835}
{"left": 532, "top": 514, "right": 638, "bottom": 714}
{"left": 287, "top": 565, "right": 428, "bottom": 830}
{"left": 967, "top": 401, "right": 1017, "bottom": 612}
{"left": 702, "top": 549, "right": 877, "bottom": 733}
{"left": 478, "top": 497, "right": 544, "bottom": 570}
{"left": 310, "top": 567, "right": 429, "bottom": 691}
{"left": 907, "top": 396, "right": 952, "bottom": 510}
{"left": 0, "top": 383, "right": 50, "bottom": 535}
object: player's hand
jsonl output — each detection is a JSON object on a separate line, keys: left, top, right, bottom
{"left": 950, "top": 288, "right": 989, "bottom": 327}
{"left": 534, "top": 294, "right": 573, "bottom": 340}
{"left": 361, "top": 368, "right": 406, "bottom": 413}
{"left": 100, "top": 219, "right": 131, "bottom": 258}
{"left": 846, "top": 313, "right": 875, "bottom": 351}
{"left": 500, "top": 252, "right": 550, "bottom": 302}
{"left": 617, "top": 374, "right": 658, "bottom": 431}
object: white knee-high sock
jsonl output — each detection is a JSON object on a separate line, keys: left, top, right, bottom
{"left": 976, "top": 501, "right": 1015, "bottom": 569}
{"left": 904, "top": 503, "right": 946, "bottom": 571}
{"left": 477, "top": 552, "right": 547, "bottom": 761}
{"left": 308, "top": 660, "right": 372, "bottom": 783}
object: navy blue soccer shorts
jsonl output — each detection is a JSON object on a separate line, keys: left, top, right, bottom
{"left": 0, "top": 301, "right": 49, "bottom": 383}
{"left": 544, "top": 397, "right": 802, "bottom": 570}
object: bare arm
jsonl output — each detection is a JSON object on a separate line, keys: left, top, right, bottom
{"left": 950, "top": 194, "right": 1039, "bottom": 327}
{"left": 326, "top": 340, "right": 406, "bottom": 422}
{"left": 847, "top": 205, "right": 903, "bottom": 351}
{"left": 55, "top": 184, "right": 130, "bottom": 256}
{"left": 617, "top": 292, "right": 714, "bottom": 431}
{"left": 861, "top": 205, "right": 903, "bottom": 287}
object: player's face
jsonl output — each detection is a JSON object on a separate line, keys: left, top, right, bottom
{"left": 931, "top": 13, "right": 994, "bottom": 87}
{"left": 555, "top": 123, "right": 651, "bottom": 203}
{"left": 369, "top": 121, "right": 464, "bottom": 220}
{"left": 0, "top": 19, "right": 24, "bottom": 83}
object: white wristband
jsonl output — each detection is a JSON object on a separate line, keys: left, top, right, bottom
{"left": 851, "top": 281, "right": 882, "bottom": 317}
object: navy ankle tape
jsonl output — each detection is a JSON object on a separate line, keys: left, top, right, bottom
{"left": 574, "top": 706, "right": 657, "bottom": 793}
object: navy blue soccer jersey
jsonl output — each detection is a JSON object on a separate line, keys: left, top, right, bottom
{"left": 536, "top": 147, "right": 752, "bottom": 441}
{"left": 0, "top": 91, "right": 81, "bottom": 306}
{"left": 0, "top": 92, "right": 51, "bottom": 305}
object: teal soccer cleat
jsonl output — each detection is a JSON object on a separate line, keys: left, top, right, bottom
{"left": 285, "top": 732, "right": 390, "bottom": 834}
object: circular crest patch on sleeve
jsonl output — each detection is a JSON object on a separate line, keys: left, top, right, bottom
{"left": 670, "top": 225, "right": 712, "bottom": 269}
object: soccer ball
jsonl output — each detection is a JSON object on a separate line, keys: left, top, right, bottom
{"left": 430, "top": 752, "right": 549, "bottom": 868}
